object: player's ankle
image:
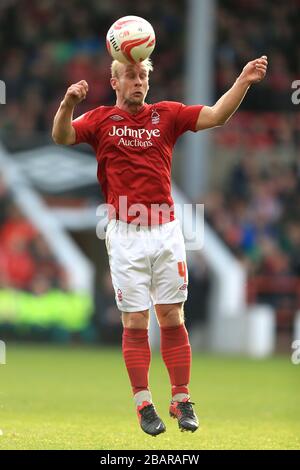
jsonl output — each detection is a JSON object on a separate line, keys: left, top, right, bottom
{"left": 134, "top": 390, "right": 152, "bottom": 407}
{"left": 172, "top": 393, "right": 190, "bottom": 403}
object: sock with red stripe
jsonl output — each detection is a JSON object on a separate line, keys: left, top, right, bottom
{"left": 160, "top": 323, "right": 191, "bottom": 400}
{"left": 122, "top": 327, "right": 151, "bottom": 404}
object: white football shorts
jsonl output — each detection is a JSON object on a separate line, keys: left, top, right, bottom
{"left": 105, "top": 219, "right": 188, "bottom": 312}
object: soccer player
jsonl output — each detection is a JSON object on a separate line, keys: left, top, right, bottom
{"left": 52, "top": 54, "right": 268, "bottom": 436}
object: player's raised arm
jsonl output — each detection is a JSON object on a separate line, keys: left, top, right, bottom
{"left": 52, "top": 80, "right": 89, "bottom": 145}
{"left": 195, "top": 55, "right": 268, "bottom": 131}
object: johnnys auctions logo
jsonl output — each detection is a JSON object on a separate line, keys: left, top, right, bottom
{"left": 108, "top": 126, "right": 160, "bottom": 140}
{"left": 108, "top": 125, "right": 161, "bottom": 148}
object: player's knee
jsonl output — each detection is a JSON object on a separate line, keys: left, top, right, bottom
{"left": 122, "top": 311, "right": 149, "bottom": 329}
{"left": 156, "top": 303, "right": 185, "bottom": 327}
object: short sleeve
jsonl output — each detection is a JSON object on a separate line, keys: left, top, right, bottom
{"left": 165, "top": 101, "right": 204, "bottom": 142}
{"left": 71, "top": 108, "right": 100, "bottom": 149}
{"left": 174, "top": 103, "right": 204, "bottom": 139}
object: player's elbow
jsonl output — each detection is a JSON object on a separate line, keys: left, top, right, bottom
{"left": 216, "top": 116, "right": 229, "bottom": 126}
{"left": 196, "top": 106, "right": 228, "bottom": 131}
{"left": 208, "top": 116, "right": 230, "bottom": 129}
{"left": 52, "top": 130, "right": 73, "bottom": 146}
{"left": 52, "top": 135, "right": 67, "bottom": 145}
{"left": 52, "top": 132, "right": 62, "bottom": 145}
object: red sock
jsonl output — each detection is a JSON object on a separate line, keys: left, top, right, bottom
{"left": 160, "top": 323, "right": 191, "bottom": 397}
{"left": 122, "top": 328, "right": 151, "bottom": 395}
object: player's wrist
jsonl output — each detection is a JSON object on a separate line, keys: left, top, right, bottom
{"left": 236, "top": 74, "right": 252, "bottom": 88}
{"left": 60, "top": 98, "right": 76, "bottom": 110}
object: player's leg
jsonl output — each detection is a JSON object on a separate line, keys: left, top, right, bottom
{"left": 105, "top": 220, "right": 165, "bottom": 435}
{"left": 155, "top": 302, "right": 190, "bottom": 402}
{"left": 151, "top": 220, "right": 199, "bottom": 432}
{"left": 121, "top": 310, "right": 151, "bottom": 401}
{"left": 122, "top": 309, "right": 166, "bottom": 436}
{"left": 155, "top": 303, "right": 189, "bottom": 399}
{"left": 155, "top": 302, "right": 199, "bottom": 433}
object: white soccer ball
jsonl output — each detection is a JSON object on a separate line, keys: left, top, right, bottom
{"left": 106, "top": 16, "right": 155, "bottom": 64}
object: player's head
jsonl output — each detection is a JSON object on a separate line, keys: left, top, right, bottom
{"left": 110, "top": 58, "right": 153, "bottom": 106}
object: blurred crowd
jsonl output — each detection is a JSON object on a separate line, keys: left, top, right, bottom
{"left": 202, "top": 153, "right": 300, "bottom": 278}
{"left": 0, "top": 172, "right": 68, "bottom": 293}
{"left": 207, "top": 0, "right": 300, "bottom": 286}
{"left": 217, "top": 0, "right": 300, "bottom": 111}
{"left": 1, "top": 0, "right": 298, "bottom": 147}
{"left": 0, "top": 0, "right": 185, "bottom": 148}
{"left": 215, "top": 112, "right": 300, "bottom": 155}
{"left": 215, "top": 0, "right": 300, "bottom": 173}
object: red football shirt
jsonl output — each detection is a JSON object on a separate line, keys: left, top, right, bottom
{"left": 72, "top": 101, "right": 203, "bottom": 225}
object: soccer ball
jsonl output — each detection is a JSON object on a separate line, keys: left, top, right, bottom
{"left": 106, "top": 16, "right": 155, "bottom": 65}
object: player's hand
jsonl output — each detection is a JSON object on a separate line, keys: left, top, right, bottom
{"left": 239, "top": 56, "right": 268, "bottom": 85}
{"left": 63, "top": 80, "right": 89, "bottom": 107}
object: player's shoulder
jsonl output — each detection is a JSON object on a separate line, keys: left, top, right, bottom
{"left": 72, "top": 105, "right": 104, "bottom": 124}
{"left": 78, "top": 105, "right": 118, "bottom": 120}
{"left": 151, "top": 101, "right": 183, "bottom": 109}
{"left": 150, "top": 101, "right": 184, "bottom": 114}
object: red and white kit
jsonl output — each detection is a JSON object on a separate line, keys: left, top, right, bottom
{"left": 72, "top": 101, "right": 203, "bottom": 311}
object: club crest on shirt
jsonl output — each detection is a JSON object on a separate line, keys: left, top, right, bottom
{"left": 151, "top": 109, "right": 160, "bottom": 125}
{"left": 110, "top": 114, "right": 124, "bottom": 121}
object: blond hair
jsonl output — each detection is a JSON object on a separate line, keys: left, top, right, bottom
{"left": 111, "top": 58, "right": 153, "bottom": 78}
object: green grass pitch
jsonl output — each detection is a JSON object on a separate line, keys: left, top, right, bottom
{"left": 0, "top": 343, "right": 299, "bottom": 450}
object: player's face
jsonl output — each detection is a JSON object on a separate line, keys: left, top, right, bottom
{"left": 113, "top": 64, "right": 149, "bottom": 106}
